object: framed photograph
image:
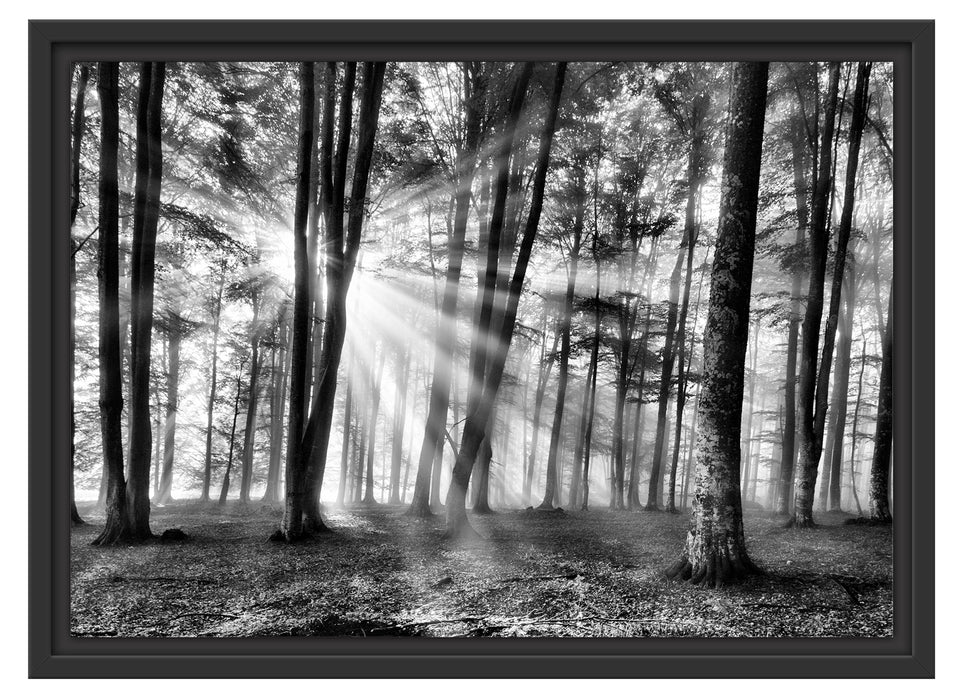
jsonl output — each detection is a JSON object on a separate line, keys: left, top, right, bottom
{"left": 29, "top": 20, "right": 934, "bottom": 677}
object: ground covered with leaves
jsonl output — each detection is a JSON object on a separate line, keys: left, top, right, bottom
{"left": 71, "top": 502, "right": 892, "bottom": 638}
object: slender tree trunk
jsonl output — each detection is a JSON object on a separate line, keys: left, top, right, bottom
{"left": 389, "top": 341, "right": 409, "bottom": 504}
{"left": 219, "top": 364, "right": 245, "bottom": 505}
{"left": 70, "top": 63, "right": 90, "bottom": 525}
{"left": 408, "top": 64, "right": 484, "bottom": 517}
{"left": 300, "top": 62, "right": 386, "bottom": 534}
{"left": 240, "top": 296, "right": 263, "bottom": 503}
{"left": 155, "top": 324, "right": 180, "bottom": 505}
{"left": 263, "top": 308, "right": 290, "bottom": 504}
{"left": 848, "top": 337, "right": 867, "bottom": 517}
{"left": 127, "top": 61, "right": 166, "bottom": 540}
{"left": 776, "top": 111, "right": 811, "bottom": 516}
{"left": 336, "top": 353, "right": 354, "bottom": 506}
{"left": 825, "top": 265, "right": 857, "bottom": 511}
{"left": 794, "top": 62, "right": 869, "bottom": 527}
{"left": 91, "top": 62, "right": 130, "bottom": 545}
{"left": 870, "top": 281, "right": 893, "bottom": 522}
{"left": 524, "top": 312, "right": 558, "bottom": 504}
{"left": 540, "top": 174, "right": 584, "bottom": 509}
{"left": 363, "top": 350, "right": 386, "bottom": 504}
{"left": 446, "top": 62, "right": 563, "bottom": 537}
{"left": 666, "top": 61, "right": 768, "bottom": 587}
{"left": 201, "top": 264, "right": 226, "bottom": 502}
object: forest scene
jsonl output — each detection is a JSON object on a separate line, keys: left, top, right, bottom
{"left": 69, "top": 59, "right": 894, "bottom": 638}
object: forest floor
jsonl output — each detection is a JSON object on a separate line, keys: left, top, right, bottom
{"left": 71, "top": 501, "right": 893, "bottom": 638}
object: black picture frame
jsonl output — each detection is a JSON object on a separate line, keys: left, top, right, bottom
{"left": 29, "top": 19, "right": 935, "bottom": 678}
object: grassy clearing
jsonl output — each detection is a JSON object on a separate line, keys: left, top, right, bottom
{"left": 71, "top": 501, "right": 892, "bottom": 638}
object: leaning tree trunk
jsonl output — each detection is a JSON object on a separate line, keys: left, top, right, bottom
{"left": 870, "top": 281, "right": 893, "bottom": 522}
{"left": 300, "top": 62, "right": 386, "bottom": 535}
{"left": 792, "top": 62, "right": 841, "bottom": 528}
{"left": 70, "top": 63, "right": 89, "bottom": 526}
{"left": 408, "top": 64, "right": 484, "bottom": 518}
{"left": 219, "top": 364, "right": 245, "bottom": 505}
{"left": 446, "top": 62, "right": 565, "bottom": 539}
{"left": 666, "top": 61, "right": 769, "bottom": 587}
{"left": 127, "top": 61, "right": 166, "bottom": 541}
{"left": 91, "top": 62, "right": 130, "bottom": 546}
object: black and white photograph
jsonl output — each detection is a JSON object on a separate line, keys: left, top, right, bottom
{"left": 66, "top": 56, "right": 897, "bottom": 640}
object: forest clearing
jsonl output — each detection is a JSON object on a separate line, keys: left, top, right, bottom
{"left": 71, "top": 502, "right": 892, "bottom": 638}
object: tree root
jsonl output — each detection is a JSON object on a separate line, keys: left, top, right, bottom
{"left": 665, "top": 552, "right": 762, "bottom": 588}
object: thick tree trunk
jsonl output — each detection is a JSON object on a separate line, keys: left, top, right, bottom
{"left": 70, "top": 63, "right": 89, "bottom": 526}
{"left": 154, "top": 324, "right": 180, "bottom": 505}
{"left": 408, "top": 64, "right": 484, "bottom": 518}
{"left": 91, "top": 62, "right": 130, "bottom": 546}
{"left": 277, "top": 62, "right": 318, "bottom": 540}
{"left": 666, "top": 61, "right": 768, "bottom": 587}
{"left": 792, "top": 62, "right": 841, "bottom": 528}
{"left": 870, "top": 282, "right": 893, "bottom": 522}
{"left": 127, "top": 61, "right": 166, "bottom": 541}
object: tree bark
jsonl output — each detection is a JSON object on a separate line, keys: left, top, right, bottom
{"left": 666, "top": 61, "right": 768, "bottom": 587}
{"left": 219, "top": 363, "right": 245, "bottom": 505}
{"left": 869, "top": 281, "right": 893, "bottom": 522}
{"left": 91, "top": 62, "right": 130, "bottom": 546}
{"left": 363, "top": 349, "right": 386, "bottom": 504}
{"left": 127, "top": 61, "right": 166, "bottom": 541}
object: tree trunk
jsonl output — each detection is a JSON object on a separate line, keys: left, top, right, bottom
{"left": 408, "top": 64, "right": 484, "bottom": 518}
{"left": 540, "top": 171, "right": 585, "bottom": 509}
{"left": 91, "top": 62, "right": 130, "bottom": 545}
{"left": 127, "top": 61, "right": 166, "bottom": 541}
{"left": 389, "top": 341, "right": 409, "bottom": 504}
{"left": 299, "top": 62, "right": 386, "bottom": 535}
{"left": 666, "top": 61, "right": 768, "bottom": 587}
{"left": 201, "top": 264, "right": 226, "bottom": 502}
{"left": 336, "top": 354, "right": 353, "bottom": 507}
{"left": 240, "top": 295, "right": 263, "bottom": 503}
{"left": 154, "top": 324, "right": 180, "bottom": 505}
{"left": 776, "top": 111, "right": 811, "bottom": 516}
{"left": 219, "top": 364, "right": 245, "bottom": 505}
{"left": 363, "top": 349, "right": 386, "bottom": 504}
{"left": 446, "top": 62, "right": 565, "bottom": 539}
{"left": 277, "top": 61, "right": 318, "bottom": 540}
{"left": 524, "top": 310, "right": 558, "bottom": 504}
{"left": 70, "top": 63, "right": 89, "bottom": 526}
{"left": 263, "top": 307, "right": 290, "bottom": 504}
{"left": 825, "top": 265, "right": 857, "bottom": 511}
{"left": 794, "top": 62, "right": 869, "bottom": 527}
{"left": 870, "top": 281, "right": 893, "bottom": 522}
